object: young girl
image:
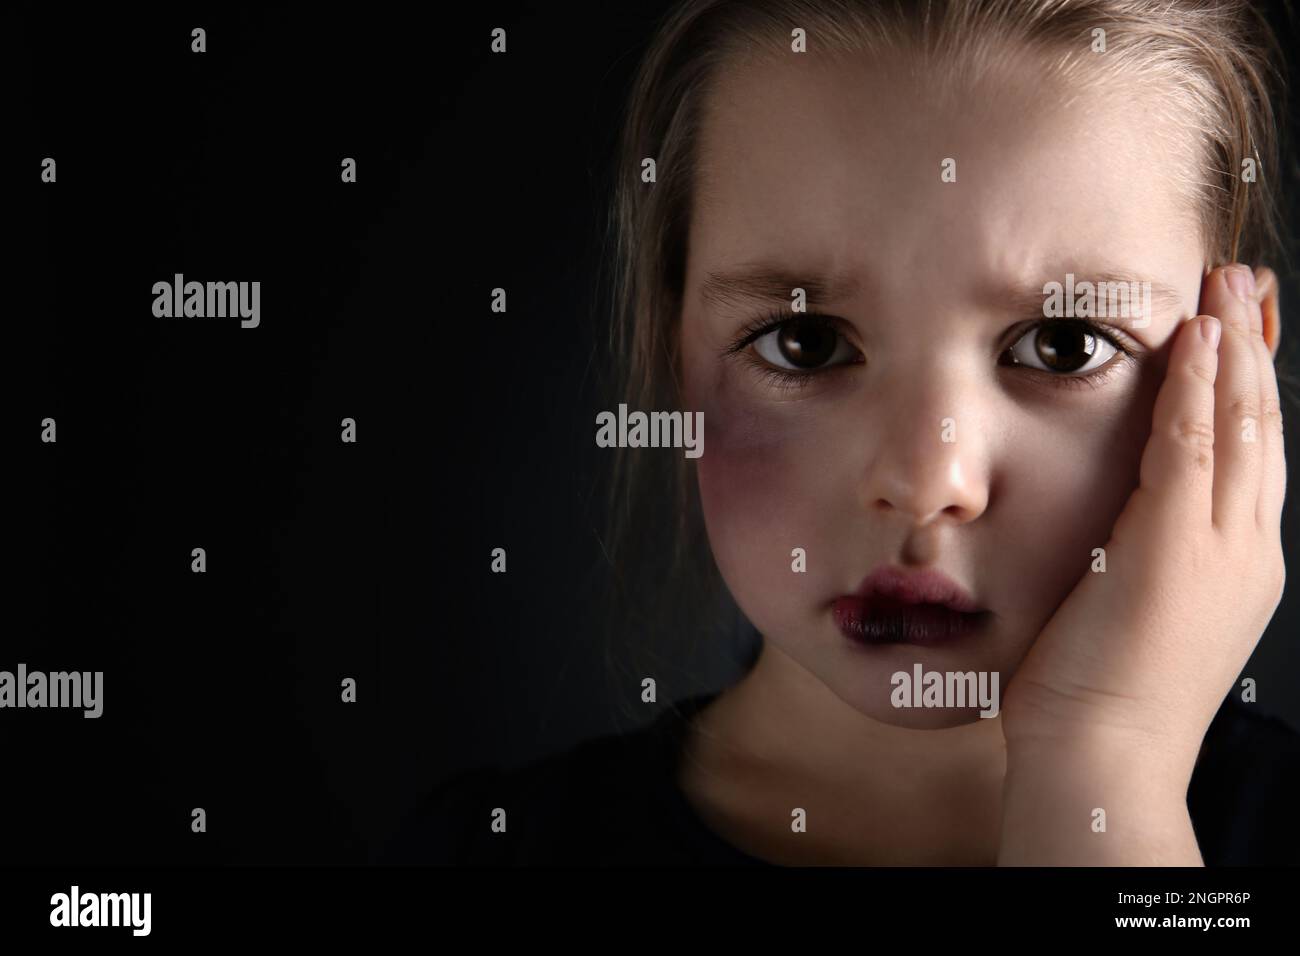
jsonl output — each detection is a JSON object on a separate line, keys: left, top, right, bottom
{"left": 385, "top": 0, "right": 1296, "bottom": 866}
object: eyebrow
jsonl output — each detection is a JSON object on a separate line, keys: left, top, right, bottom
{"left": 700, "top": 264, "right": 861, "bottom": 310}
{"left": 989, "top": 271, "right": 1186, "bottom": 327}
{"left": 701, "top": 262, "right": 1187, "bottom": 328}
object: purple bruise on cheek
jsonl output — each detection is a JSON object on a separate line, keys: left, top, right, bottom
{"left": 696, "top": 378, "right": 810, "bottom": 535}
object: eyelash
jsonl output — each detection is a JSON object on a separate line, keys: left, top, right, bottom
{"left": 721, "top": 310, "right": 1136, "bottom": 393}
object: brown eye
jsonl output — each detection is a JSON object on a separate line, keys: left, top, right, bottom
{"left": 1005, "top": 321, "right": 1118, "bottom": 375}
{"left": 754, "top": 317, "right": 856, "bottom": 370}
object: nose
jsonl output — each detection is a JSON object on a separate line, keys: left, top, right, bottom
{"left": 860, "top": 376, "right": 991, "bottom": 528}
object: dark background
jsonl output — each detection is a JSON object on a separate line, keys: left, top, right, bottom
{"left": 17, "top": 2, "right": 1300, "bottom": 865}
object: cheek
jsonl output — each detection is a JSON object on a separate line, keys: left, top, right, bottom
{"left": 691, "top": 371, "right": 838, "bottom": 632}
{"left": 995, "top": 375, "right": 1161, "bottom": 628}
{"left": 696, "top": 405, "right": 795, "bottom": 550}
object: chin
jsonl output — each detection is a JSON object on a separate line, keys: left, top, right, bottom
{"left": 820, "top": 638, "right": 1010, "bottom": 730}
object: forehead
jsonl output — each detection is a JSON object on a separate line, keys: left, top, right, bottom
{"left": 689, "top": 49, "right": 1204, "bottom": 302}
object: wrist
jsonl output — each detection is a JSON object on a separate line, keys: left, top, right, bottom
{"left": 1005, "top": 726, "right": 1196, "bottom": 800}
{"left": 999, "top": 738, "right": 1200, "bottom": 866}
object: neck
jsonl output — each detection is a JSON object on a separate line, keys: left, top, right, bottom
{"left": 678, "top": 636, "right": 1008, "bottom": 865}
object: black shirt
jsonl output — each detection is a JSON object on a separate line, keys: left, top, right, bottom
{"left": 378, "top": 692, "right": 1300, "bottom": 866}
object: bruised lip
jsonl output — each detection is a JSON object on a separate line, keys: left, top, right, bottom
{"left": 850, "top": 565, "right": 982, "bottom": 612}
{"left": 833, "top": 565, "right": 989, "bottom": 647}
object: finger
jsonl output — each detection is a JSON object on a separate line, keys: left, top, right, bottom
{"left": 1254, "top": 265, "right": 1281, "bottom": 357}
{"left": 1138, "top": 314, "right": 1220, "bottom": 530}
{"left": 1251, "top": 303, "right": 1287, "bottom": 530}
{"left": 1200, "top": 265, "right": 1263, "bottom": 531}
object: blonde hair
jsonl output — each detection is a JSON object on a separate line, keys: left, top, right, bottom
{"left": 593, "top": 0, "right": 1290, "bottom": 707}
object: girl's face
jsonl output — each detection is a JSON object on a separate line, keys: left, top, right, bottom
{"left": 680, "top": 51, "right": 1206, "bottom": 729}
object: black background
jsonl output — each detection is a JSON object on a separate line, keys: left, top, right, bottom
{"left": 18, "top": 1, "right": 1300, "bottom": 866}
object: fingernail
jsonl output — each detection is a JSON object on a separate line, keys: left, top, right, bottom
{"left": 1200, "top": 315, "right": 1222, "bottom": 348}
{"left": 1226, "top": 265, "right": 1256, "bottom": 302}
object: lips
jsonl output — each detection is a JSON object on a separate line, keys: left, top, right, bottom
{"left": 833, "top": 565, "right": 990, "bottom": 647}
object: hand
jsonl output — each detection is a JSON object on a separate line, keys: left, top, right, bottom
{"left": 1000, "top": 263, "right": 1287, "bottom": 789}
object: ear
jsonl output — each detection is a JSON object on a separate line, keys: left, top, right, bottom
{"left": 1254, "top": 265, "right": 1281, "bottom": 359}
